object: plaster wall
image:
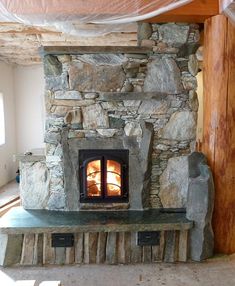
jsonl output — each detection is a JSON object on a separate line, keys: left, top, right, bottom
{"left": 0, "top": 62, "right": 16, "bottom": 187}
{"left": 13, "top": 65, "right": 45, "bottom": 153}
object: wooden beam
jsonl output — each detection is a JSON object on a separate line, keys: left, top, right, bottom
{"left": 147, "top": 0, "right": 219, "bottom": 23}
{"left": 203, "top": 15, "right": 235, "bottom": 254}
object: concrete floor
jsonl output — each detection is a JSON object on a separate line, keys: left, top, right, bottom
{"left": 0, "top": 181, "right": 19, "bottom": 207}
{"left": 1, "top": 256, "right": 235, "bottom": 286}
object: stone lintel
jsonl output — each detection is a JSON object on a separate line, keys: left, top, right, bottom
{"left": 40, "top": 46, "right": 152, "bottom": 56}
{"left": 0, "top": 207, "right": 193, "bottom": 235}
{"left": 98, "top": 92, "right": 170, "bottom": 101}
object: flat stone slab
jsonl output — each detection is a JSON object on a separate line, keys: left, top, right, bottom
{"left": 0, "top": 207, "right": 193, "bottom": 234}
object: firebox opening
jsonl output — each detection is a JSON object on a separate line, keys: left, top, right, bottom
{"left": 79, "top": 149, "right": 129, "bottom": 203}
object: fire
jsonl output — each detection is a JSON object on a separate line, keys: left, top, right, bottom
{"left": 107, "top": 160, "right": 121, "bottom": 196}
{"left": 86, "top": 159, "right": 121, "bottom": 197}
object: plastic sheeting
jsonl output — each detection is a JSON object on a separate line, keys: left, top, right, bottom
{"left": 220, "top": 0, "right": 235, "bottom": 26}
{"left": 0, "top": 0, "right": 193, "bottom": 36}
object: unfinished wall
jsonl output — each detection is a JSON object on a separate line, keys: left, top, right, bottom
{"left": 14, "top": 65, "right": 45, "bottom": 153}
{"left": 0, "top": 62, "right": 16, "bottom": 187}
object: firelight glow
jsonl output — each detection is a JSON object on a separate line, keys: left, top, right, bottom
{"left": 86, "top": 159, "right": 121, "bottom": 197}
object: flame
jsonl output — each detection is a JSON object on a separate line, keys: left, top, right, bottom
{"left": 86, "top": 159, "right": 121, "bottom": 197}
{"left": 107, "top": 160, "right": 121, "bottom": 196}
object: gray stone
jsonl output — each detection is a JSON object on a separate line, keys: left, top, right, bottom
{"left": 20, "top": 161, "right": 50, "bottom": 209}
{"left": 82, "top": 104, "right": 109, "bottom": 129}
{"left": 188, "top": 54, "right": 199, "bottom": 76}
{"left": 144, "top": 58, "right": 183, "bottom": 94}
{"left": 64, "top": 109, "right": 82, "bottom": 125}
{"left": 138, "top": 100, "right": 169, "bottom": 115}
{"left": 54, "top": 90, "right": 82, "bottom": 100}
{"left": 68, "top": 57, "right": 126, "bottom": 92}
{"left": 189, "top": 90, "right": 199, "bottom": 111}
{"left": 140, "top": 39, "right": 155, "bottom": 47}
{"left": 124, "top": 122, "right": 142, "bottom": 137}
{"left": 121, "top": 81, "right": 134, "bottom": 92}
{"left": 109, "top": 117, "right": 125, "bottom": 129}
{"left": 47, "top": 191, "right": 66, "bottom": 210}
{"left": 57, "top": 54, "right": 71, "bottom": 63}
{"left": 68, "top": 130, "right": 85, "bottom": 139}
{"left": 97, "top": 129, "right": 117, "bottom": 137}
{"left": 79, "top": 54, "right": 127, "bottom": 66}
{"left": 123, "top": 100, "right": 141, "bottom": 108}
{"left": 84, "top": 93, "right": 99, "bottom": 99}
{"left": 160, "top": 111, "right": 197, "bottom": 140}
{"left": 0, "top": 234, "right": 23, "bottom": 266}
{"left": 43, "top": 55, "right": 62, "bottom": 77}
{"left": 159, "top": 156, "right": 189, "bottom": 208}
{"left": 158, "top": 24, "right": 190, "bottom": 47}
{"left": 182, "top": 73, "right": 198, "bottom": 90}
{"left": 186, "top": 152, "right": 214, "bottom": 261}
{"left": 51, "top": 105, "right": 70, "bottom": 116}
{"left": 45, "top": 74, "right": 69, "bottom": 91}
{"left": 44, "top": 131, "right": 61, "bottom": 144}
{"left": 138, "top": 23, "right": 152, "bottom": 43}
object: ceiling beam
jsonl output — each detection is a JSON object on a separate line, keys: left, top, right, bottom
{"left": 146, "top": 0, "right": 219, "bottom": 23}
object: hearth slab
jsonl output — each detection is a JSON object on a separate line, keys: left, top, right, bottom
{"left": 0, "top": 207, "right": 193, "bottom": 234}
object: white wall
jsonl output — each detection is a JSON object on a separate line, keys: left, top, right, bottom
{"left": 14, "top": 65, "right": 45, "bottom": 154}
{"left": 0, "top": 62, "right": 17, "bottom": 187}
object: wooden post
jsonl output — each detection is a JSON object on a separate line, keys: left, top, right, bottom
{"left": 203, "top": 15, "right": 235, "bottom": 254}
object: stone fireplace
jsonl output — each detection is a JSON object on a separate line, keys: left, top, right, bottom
{"left": 0, "top": 23, "right": 214, "bottom": 266}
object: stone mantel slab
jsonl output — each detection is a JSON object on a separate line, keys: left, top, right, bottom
{"left": 40, "top": 46, "right": 152, "bottom": 56}
{"left": 0, "top": 207, "right": 193, "bottom": 235}
{"left": 16, "top": 154, "right": 46, "bottom": 162}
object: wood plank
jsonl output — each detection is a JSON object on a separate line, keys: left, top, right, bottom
{"left": 96, "top": 232, "right": 107, "bottom": 264}
{"left": 20, "top": 234, "right": 35, "bottom": 265}
{"left": 203, "top": 15, "right": 235, "bottom": 254}
{"left": 84, "top": 232, "right": 98, "bottom": 264}
{"left": 106, "top": 232, "right": 117, "bottom": 264}
{"left": 164, "top": 231, "right": 178, "bottom": 263}
{"left": 33, "top": 234, "right": 43, "bottom": 265}
{"left": 65, "top": 247, "right": 75, "bottom": 264}
{"left": 142, "top": 246, "right": 152, "bottom": 263}
{"left": 117, "top": 232, "right": 131, "bottom": 264}
{"left": 41, "top": 46, "right": 151, "bottom": 56}
{"left": 74, "top": 233, "right": 83, "bottom": 264}
{"left": 178, "top": 230, "right": 188, "bottom": 262}
{"left": 148, "top": 0, "right": 219, "bottom": 23}
{"left": 43, "top": 234, "right": 55, "bottom": 264}
{"left": 55, "top": 248, "right": 65, "bottom": 265}
{"left": 130, "top": 232, "right": 142, "bottom": 263}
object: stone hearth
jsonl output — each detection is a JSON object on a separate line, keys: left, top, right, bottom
{"left": 0, "top": 23, "right": 215, "bottom": 266}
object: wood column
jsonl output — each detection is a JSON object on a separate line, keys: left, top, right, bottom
{"left": 203, "top": 15, "right": 235, "bottom": 254}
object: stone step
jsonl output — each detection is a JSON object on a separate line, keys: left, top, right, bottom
{"left": 39, "top": 282, "right": 61, "bottom": 286}
{"left": 15, "top": 281, "right": 36, "bottom": 286}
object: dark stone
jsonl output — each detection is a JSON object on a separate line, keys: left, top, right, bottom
{"left": 188, "top": 152, "right": 207, "bottom": 178}
{"left": 143, "top": 57, "right": 183, "bottom": 94}
{"left": 177, "top": 43, "right": 200, "bottom": 57}
{"left": 44, "top": 131, "right": 61, "bottom": 144}
{"left": 43, "top": 55, "right": 62, "bottom": 77}
{"left": 138, "top": 23, "right": 152, "bottom": 44}
{"left": 186, "top": 152, "right": 214, "bottom": 261}
{"left": 68, "top": 56, "right": 126, "bottom": 92}
{"left": 109, "top": 117, "right": 125, "bottom": 129}
{"left": 45, "top": 74, "right": 69, "bottom": 91}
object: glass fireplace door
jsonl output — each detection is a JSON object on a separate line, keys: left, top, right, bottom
{"left": 79, "top": 150, "right": 128, "bottom": 203}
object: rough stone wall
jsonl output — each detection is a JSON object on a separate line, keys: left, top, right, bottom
{"left": 43, "top": 23, "right": 199, "bottom": 210}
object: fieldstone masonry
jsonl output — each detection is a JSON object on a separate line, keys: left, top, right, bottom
{"left": 13, "top": 22, "right": 216, "bottom": 263}
{"left": 19, "top": 23, "right": 202, "bottom": 211}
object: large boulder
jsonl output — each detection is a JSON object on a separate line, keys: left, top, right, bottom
{"left": 159, "top": 156, "right": 189, "bottom": 208}
{"left": 186, "top": 152, "right": 214, "bottom": 261}
{"left": 144, "top": 58, "right": 183, "bottom": 94}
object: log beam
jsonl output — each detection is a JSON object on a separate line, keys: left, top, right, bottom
{"left": 203, "top": 15, "right": 235, "bottom": 254}
{"left": 148, "top": 0, "right": 219, "bottom": 23}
